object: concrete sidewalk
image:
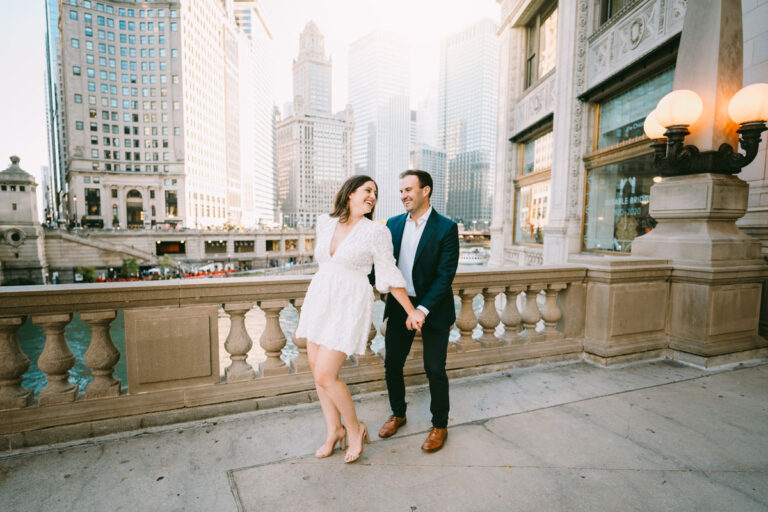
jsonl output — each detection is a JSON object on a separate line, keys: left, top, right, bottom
{"left": 1, "top": 360, "right": 767, "bottom": 511}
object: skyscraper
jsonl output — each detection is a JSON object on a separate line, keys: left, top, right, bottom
{"left": 234, "top": 0, "right": 277, "bottom": 227}
{"left": 276, "top": 21, "right": 354, "bottom": 228}
{"left": 348, "top": 31, "right": 410, "bottom": 219}
{"left": 410, "top": 144, "right": 447, "bottom": 214}
{"left": 292, "top": 21, "right": 331, "bottom": 114}
{"left": 44, "top": 0, "right": 66, "bottom": 224}
{"left": 45, "top": 0, "right": 265, "bottom": 230}
{"left": 439, "top": 19, "right": 498, "bottom": 226}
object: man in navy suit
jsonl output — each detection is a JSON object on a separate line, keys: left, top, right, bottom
{"left": 378, "top": 170, "right": 459, "bottom": 452}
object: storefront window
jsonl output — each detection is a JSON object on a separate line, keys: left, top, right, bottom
{"left": 515, "top": 180, "right": 550, "bottom": 244}
{"left": 597, "top": 68, "right": 674, "bottom": 148}
{"left": 583, "top": 155, "right": 658, "bottom": 253}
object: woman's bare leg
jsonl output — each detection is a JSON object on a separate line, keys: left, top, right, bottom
{"left": 308, "top": 342, "right": 344, "bottom": 455}
{"left": 311, "top": 344, "right": 365, "bottom": 457}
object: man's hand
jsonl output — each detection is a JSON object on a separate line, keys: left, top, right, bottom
{"left": 406, "top": 309, "right": 426, "bottom": 331}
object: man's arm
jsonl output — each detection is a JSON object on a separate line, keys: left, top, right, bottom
{"left": 417, "top": 222, "right": 459, "bottom": 313}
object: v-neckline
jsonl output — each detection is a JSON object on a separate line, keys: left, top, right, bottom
{"left": 329, "top": 217, "right": 364, "bottom": 258}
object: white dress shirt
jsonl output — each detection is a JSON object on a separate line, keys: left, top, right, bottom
{"left": 397, "top": 206, "right": 433, "bottom": 316}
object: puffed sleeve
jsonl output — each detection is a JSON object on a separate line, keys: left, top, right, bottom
{"left": 372, "top": 223, "right": 407, "bottom": 293}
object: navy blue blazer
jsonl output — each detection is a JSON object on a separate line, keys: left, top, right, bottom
{"left": 382, "top": 209, "right": 459, "bottom": 330}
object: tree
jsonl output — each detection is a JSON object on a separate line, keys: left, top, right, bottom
{"left": 76, "top": 266, "right": 96, "bottom": 283}
{"left": 157, "top": 254, "right": 176, "bottom": 274}
{"left": 120, "top": 258, "right": 139, "bottom": 278}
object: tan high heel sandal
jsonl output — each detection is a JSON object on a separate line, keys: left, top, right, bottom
{"left": 344, "top": 422, "right": 370, "bottom": 463}
{"left": 315, "top": 426, "right": 347, "bottom": 458}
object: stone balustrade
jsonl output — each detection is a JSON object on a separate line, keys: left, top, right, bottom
{"left": 0, "top": 263, "right": 688, "bottom": 450}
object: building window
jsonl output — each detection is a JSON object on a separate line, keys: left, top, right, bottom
{"left": 600, "top": 0, "right": 630, "bottom": 24}
{"left": 583, "top": 156, "right": 657, "bottom": 253}
{"left": 165, "top": 190, "right": 178, "bottom": 217}
{"left": 514, "top": 129, "right": 553, "bottom": 245}
{"left": 156, "top": 241, "right": 185, "bottom": 255}
{"left": 85, "top": 188, "right": 101, "bottom": 215}
{"left": 76, "top": 121, "right": 84, "bottom": 130}
{"left": 525, "top": 2, "right": 557, "bottom": 89}
{"left": 205, "top": 241, "right": 227, "bottom": 254}
{"left": 74, "top": 93, "right": 82, "bottom": 103}
{"left": 521, "top": 130, "right": 553, "bottom": 175}
{"left": 596, "top": 67, "right": 674, "bottom": 149}
{"left": 71, "top": 38, "right": 80, "bottom": 48}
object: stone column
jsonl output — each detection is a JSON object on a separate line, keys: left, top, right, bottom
{"left": 257, "top": 300, "right": 290, "bottom": 376}
{"left": 456, "top": 289, "right": 481, "bottom": 351}
{"left": 520, "top": 285, "right": 544, "bottom": 341}
{"left": 290, "top": 298, "right": 310, "bottom": 373}
{"left": 542, "top": 0, "right": 589, "bottom": 264}
{"left": 489, "top": 20, "right": 520, "bottom": 266}
{"left": 32, "top": 313, "right": 77, "bottom": 405}
{"left": 223, "top": 303, "right": 256, "bottom": 382}
{"left": 501, "top": 286, "right": 524, "bottom": 343}
{"left": 478, "top": 288, "right": 504, "bottom": 347}
{"left": 0, "top": 316, "right": 33, "bottom": 409}
{"left": 81, "top": 310, "right": 121, "bottom": 398}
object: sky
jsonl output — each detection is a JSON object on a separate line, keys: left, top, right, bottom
{"left": 0, "top": 0, "right": 499, "bottom": 190}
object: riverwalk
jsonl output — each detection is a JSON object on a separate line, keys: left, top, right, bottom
{"left": 1, "top": 359, "right": 767, "bottom": 511}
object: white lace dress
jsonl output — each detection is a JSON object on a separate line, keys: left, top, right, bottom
{"left": 295, "top": 214, "right": 407, "bottom": 356}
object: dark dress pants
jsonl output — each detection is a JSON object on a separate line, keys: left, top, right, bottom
{"left": 384, "top": 301, "right": 450, "bottom": 428}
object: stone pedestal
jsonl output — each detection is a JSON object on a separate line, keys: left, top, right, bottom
{"left": 632, "top": 174, "right": 762, "bottom": 266}
{"left": 575, "top": 257, "right": 672, "bottom": 366}
{"left": 632, "top": 174, "right": 768, "bottom": 366}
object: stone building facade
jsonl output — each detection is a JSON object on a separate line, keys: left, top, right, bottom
{"left": 491, "top": 0, "right": 768, "bottom": 266}
{"left": 0, "top": 158, "right": 49, "bottom": 285}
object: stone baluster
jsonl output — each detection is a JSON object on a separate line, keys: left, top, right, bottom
{"left": 257, "top": 300, "right": 290, "bottom": 376}
{"left": 32, "top": 313, "right": 77, "bottom": 405}
{"left": 223, "top": 303, "right": 257, "bottom": 382}
{"left": 456, "top": 289, "right": 481, "bottom": 351}
{"left": 356, "top": 317, "right": 381, "bottom": 366}
{"left": 81, "top": 311, "right": 121, "bottom": 398}
{"left": 501, "top": 286, "right": 524, "bottom": 343}
{"left": 520, "top": 285, "right": 544, "bottom": 341}
{"left": 478, "top": 287, "right": 505, "bottom": 347}
{"left": 541, "top": 283, "right": 567, "bottom": 339}
{"left": 290, "top": 298, "right": 311, "bottom": 373}
{"left": 0, "top": 316, "right": 33, "bottom": 409}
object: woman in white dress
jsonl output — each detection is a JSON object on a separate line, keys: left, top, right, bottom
{"left": 295, "top": 175, "right": 417, "bottom": 463}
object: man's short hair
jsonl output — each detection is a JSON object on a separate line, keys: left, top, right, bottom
{"left": 399, "top": 169, "right": 433, "bottom": 198}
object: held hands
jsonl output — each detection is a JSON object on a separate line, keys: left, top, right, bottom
{"left": 405, "top": 309, "right": 426, "bottom": 331}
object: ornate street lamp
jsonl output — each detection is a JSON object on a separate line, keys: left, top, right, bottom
{"left": 644, "top": 83, "right": 768, "bottom": 176}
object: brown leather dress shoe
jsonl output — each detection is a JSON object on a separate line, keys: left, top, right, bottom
{"left": 378, "top": 415, "right": 407, "bottom": 438}
{"left": 421, "top": 427, "right": 447, "bottom": 452}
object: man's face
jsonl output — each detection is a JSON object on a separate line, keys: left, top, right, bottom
{"left": 399, "top": 175, "right": 430, "bottom": 214}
